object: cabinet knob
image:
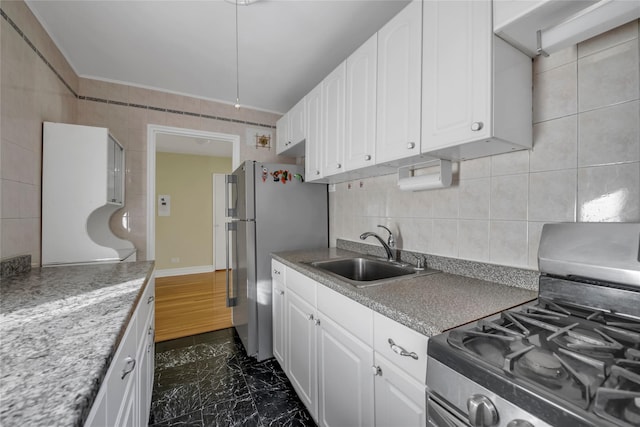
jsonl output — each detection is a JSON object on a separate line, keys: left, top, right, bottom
{"left": 121, "top": 356, "right": 136, "bottom": 379}
{"left": 407, "top": 142, "right": 416, "bottom": 149}
{"left": 315, "top": 170, "right": 320, "bottom": 175}
{"left": 371, "top": 365, "right": 382, "bottom": 376}
{"left": 147, "top": 296, "right": 155, "bottom": 304}
{"left": 314, "top": 319, "right": 321, "bottom": 326}
{"left": 307, "top": 314, "right": 314, "bottom": 321}
{"left": 364, "top": 154, "right": 372, "bottom": 161}
{"left": 279, "top": 290, "right": 285, "bottom": 295}
{"left": 471, "top": 122, "right": 484, "bottom": 131}
{"left": 336, "top": 163, "right": 342, "bottom": 169}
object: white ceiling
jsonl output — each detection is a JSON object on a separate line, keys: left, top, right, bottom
{"left": 25, "top": 0, "right": 410, "bottom": 114}
{"left": 156, "top": 133, "right": 233, "bottom": 157}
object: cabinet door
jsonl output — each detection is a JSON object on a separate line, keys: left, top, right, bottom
{"left": 422, "top": 0, "right": 491, "bottom": 151}
{"left": 305, "top": 83, "right": 324, "bottom": 182}
{"left": 321, "top": 61, "right": 346, "bottom": 177}
{"left": 276, "top": 113, "right": 289, "bottom": 154}
{"left": 374, "top": 353, "right": 426, "bottom": 427}
{"left": 288, "top": 98, "right": 306, "bottom": 147}
{"left": 345, "top": 34, "right": 377, "bottom": 171}
{"left": 137, "top": 307, "right": 155, "bottom": 427}
{"left": 272, "top": 261, "right": 286, "bottom": 369}
{"left": 376, "top": 0, "right": 422, "bottom": 164}
{"left": 317, "top": 313, "right": 374, "bottom": 427}
{"left": 286, "top": 290, "right": 318, "bottom": 420}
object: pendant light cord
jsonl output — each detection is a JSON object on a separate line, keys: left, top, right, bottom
{"left": 234, "top": 0, "right": 240, "bottom": 108}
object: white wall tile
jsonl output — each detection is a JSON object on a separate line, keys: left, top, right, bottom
{"left": 527, "top": 221, "right": 546, "bottom": 270}
{"left": 491, "top": 150, "right": 530, "bottom": 176}
{"left": 490, "top": 174, "right": 528, "bottom": 220}
{"left": 578, "top": 101, "right": 640, "bottom": 167}
{"left": 459, "top": 157, "right": 491, "bottom": 180}
{"left": 529, "top": 169, "right": 577, "bottom": 222}
{"left": 458, "top": 178, "right": 490, "bottom": 220}
{"left": 578, "top": 20, "right": 639, "bottom": 58}
{"left": 490, "top": 220, "right": 528, "bottom": 267}
{"left": 458, "top": 220, "right": 489, "bottom": 262}
{"left": 533, "top": 45, "right": 577, "bottom": 74}
{"left": 530, "top": 115, "right": 577, "bottom": 172}
{"left": 432, "top": 187, "right": 459, "bottom": 219}
{"left": 578, "top": 162, "right": 640, "bottom": 222}
{"left": 578, "top": 39, "right": 639, "bottom": 112}
{"left": 533, "top": 62, "right": 577, "bottom": 123}
{"left": 431, "top": 219, "right": 458, "bottom": 257}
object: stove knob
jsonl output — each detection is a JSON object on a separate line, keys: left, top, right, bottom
{"left": 507, "top": 421, "right": 533, "bottom": 427}
{"left": 467, "top": 394, "right": 498, "bottom": 427}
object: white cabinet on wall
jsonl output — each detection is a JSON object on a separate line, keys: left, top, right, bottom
{"left": 42, "top": 122, "right": 136, "bottom": 266}
{"left": 421, "top": 0, "right": 532, "bottom": 161}
{"left": 278, "top": 98, "right": 307, "bottom": 157}
{"left": 85, "top": 273, "right": 156, "bottom": 427}
{"left": 305, "top": 83, "right": 324, "bottom": 182}
{"left": 276, "top": 114, "right": 289, "bottom": 154}
{"left": 321, "top": 61, "right": 346, "bottom": 177}
{"left": 345, "top": 34, "right": 377, "bottom": 171}
{"left": 375, "top": 0, "right": 423, "bottom": 165}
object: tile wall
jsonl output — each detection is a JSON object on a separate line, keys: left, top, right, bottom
{"left": 330, "top": 20, "right": 640, "bottom": 271}
{"left": 0, "top": 1, "right": 292, "bottom": 264}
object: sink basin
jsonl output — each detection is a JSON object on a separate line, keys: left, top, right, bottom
{"left": 307, "top": 257, "right": 439, "bottom": 288}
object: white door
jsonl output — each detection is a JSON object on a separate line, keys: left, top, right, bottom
{"left": 317, "top": 313, "right": 375, "bottom": 427}
{"left": 374, "top": 353, "right": 427, "bottom": 427}
{"left": 213, "top": 174, "right": 229, "bottom": 270}
{"left": 375, "top": 0, "right": 422, "bottom": 164}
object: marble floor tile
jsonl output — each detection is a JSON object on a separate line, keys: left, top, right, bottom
{"left": 150, "top": 328, "right": 315, "bottom": 427}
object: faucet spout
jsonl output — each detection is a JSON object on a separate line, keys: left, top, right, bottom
{"left": 360, "top": 231, "right": 395, "bottom": 261}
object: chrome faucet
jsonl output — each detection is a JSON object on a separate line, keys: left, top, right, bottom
{"left": 360, "top": 225, "right": 396, "bottom": 261}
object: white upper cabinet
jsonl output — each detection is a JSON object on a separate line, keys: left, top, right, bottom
{"left": 375, "top": 0, "right": 423, "bottom": 165}
{"left": 321, "top": 61, "right": 346, "bottom": 177}
{"left": 276, "top": 113, "right": 289, "bottom": 154}
{"left": 421, "top": 0, "right": 532, "bottom": 161}
{"left": 305, "top": 83, "right": 324, "bottom": 182}
{"left": 344, "top": 34, "right": 377, "bottom": 171}
{"left": 289, "top": 98, "right": 306, "bottom": 146}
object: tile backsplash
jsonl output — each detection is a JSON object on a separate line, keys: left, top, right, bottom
{"left": 330, "top": 20, "right": 640, "bottom": 271}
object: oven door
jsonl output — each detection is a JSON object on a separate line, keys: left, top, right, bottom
{"left": 427, "top": 393, "right": 470, "bottom": 427}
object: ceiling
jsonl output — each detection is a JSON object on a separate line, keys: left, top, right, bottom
{"left": 25, "top": 0, "right": 410, "bottom": 114}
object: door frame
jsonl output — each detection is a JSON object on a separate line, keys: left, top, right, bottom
{"left": 146, "top": 124, "right": 240, "bottom": 261}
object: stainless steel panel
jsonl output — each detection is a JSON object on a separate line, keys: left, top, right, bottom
{"left": 538, "top": 223, "right": 640, "bottom": 286}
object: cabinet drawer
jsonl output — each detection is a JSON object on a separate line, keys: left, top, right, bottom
{"left": 317, "top": 285, "right": 373, "bottom": 347}
{"left": 373, "top": 312, "right": 427, "bottom": 382}
{"left": 287, "top": 267, "right": 317, "bottom": 305}
{"left": 272, "top": 259, "right": 286, "bottom": 284}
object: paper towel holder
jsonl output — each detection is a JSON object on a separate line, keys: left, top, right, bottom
{"left": 397, "top": 159, "right": 452, "bottom": 191}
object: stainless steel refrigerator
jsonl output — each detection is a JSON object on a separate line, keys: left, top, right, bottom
{"left": 225, "top": 161, "right": 328, "bottom": 361}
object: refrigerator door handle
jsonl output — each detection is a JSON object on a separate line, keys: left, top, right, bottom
{"left": 225, "top": 221, "right": 237, "bottom": 307}
{"left": 225, "top": 174, "right": 237, "bottom": 218}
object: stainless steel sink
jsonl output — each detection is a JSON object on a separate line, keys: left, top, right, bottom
{"left": 307, "top": 257, "right": 439, "bottom": 288}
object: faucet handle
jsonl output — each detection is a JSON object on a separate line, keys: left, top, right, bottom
{"left": 377, "top": 225, "right": 395, "bottom": 247}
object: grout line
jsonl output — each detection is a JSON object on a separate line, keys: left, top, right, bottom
{"left": 0, "top": 7, "right": 276, "bottom": 130}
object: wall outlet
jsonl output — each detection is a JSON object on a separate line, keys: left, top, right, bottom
{"left": 170, "top": 257, "right": 180, "bottom": 263}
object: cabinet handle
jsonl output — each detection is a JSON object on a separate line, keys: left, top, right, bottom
{"left": 314, "top": 318, "right": 321, "bottom": 326}
{"left": 364, "top": 154, "right": 371, "bottom": 161}
{"left": 471, "top": 122, "right": 484, "bottom": 131}
{"left": 273, "top": 269, "right": 281, "bottom": 275}
{"left": 147, "top": 296, "right": 155, "bottom": 304}
{"left": 336, "top": 163, "right": 342, "bottom": 169}
{"left": 121, "top": 356, "right": 136, "bottom": 379}
{"left": 307, "top": 314, "right": 314, "bottom": 321}
{"left": 388, "top": 338, "right": 418, "bottom": 360}
{"left": 371, "top": 365, "right": 382, "bottom": 376}
{"left": 279, "top": 290, "right": 285, "bottom": 295}
{"left": 148, "top": 326, "right": 154, "bottom": 337}
{"left": 407, "top": 142, "right": 416, "bottom": 149}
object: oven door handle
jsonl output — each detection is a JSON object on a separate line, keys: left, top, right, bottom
{"left": 427, "top": 395, "right": 469, "bottom": 427}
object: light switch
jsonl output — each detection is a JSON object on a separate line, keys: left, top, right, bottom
{"left": 158, "top": 195, "right": 170, "bottom": 216}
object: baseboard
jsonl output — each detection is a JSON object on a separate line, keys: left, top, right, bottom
{"left": 156, "top": 264, "right": 216, "bottom": 278}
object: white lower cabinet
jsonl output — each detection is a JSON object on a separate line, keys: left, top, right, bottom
{"left": 84, "top": 272, "right": 155, "bottom": 427}
{"left": 272, "top": 260, "right": 286, "bottom": 369}
{"left": 273, "top": 259, "right": 427, "bottom": 427}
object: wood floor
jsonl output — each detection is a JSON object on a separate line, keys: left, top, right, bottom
{"left": 155, "top": 270, "right": 233, "bottom": 342}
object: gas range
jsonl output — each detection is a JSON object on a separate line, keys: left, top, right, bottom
{"left": 426, "top": 223, "right": 640, "bottom": 427}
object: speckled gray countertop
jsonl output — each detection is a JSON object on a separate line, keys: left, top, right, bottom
{"left": 272, "top": 248, "right": 537, "bottom": 337}
{"left": 0, "top": 261, "right": 155, "bottom": 427}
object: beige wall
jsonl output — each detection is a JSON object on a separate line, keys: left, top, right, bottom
{"left": 155, "top": 152, "right": 231, "bottom": 270}
{"left": 0, "top": 1, "right": 292, "bottom": 265}
{"left": 331, "top": 20, "right": 640, "bottom": 271}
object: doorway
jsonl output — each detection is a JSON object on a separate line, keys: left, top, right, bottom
{"left": 147, "top": 125, "right": 240, "bottom": 341}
